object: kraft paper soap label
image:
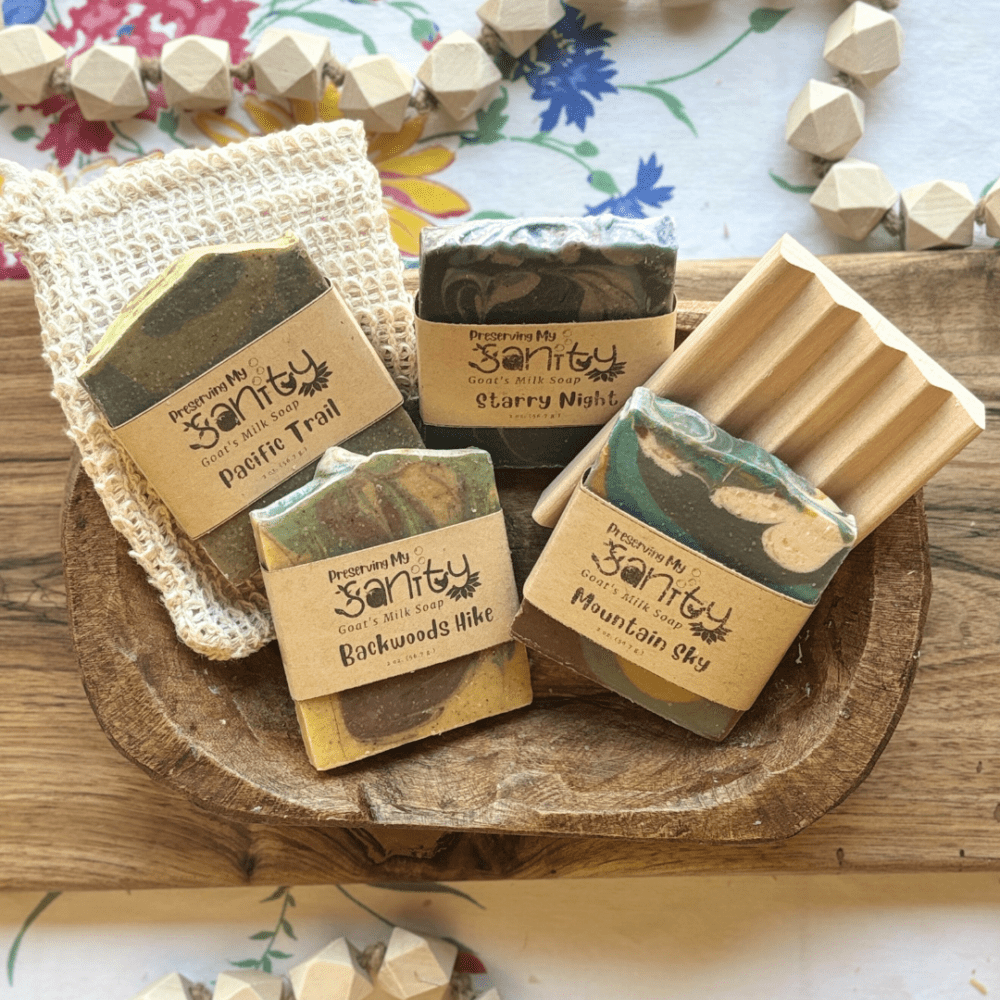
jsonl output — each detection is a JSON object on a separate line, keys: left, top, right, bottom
{"left": 522, "top": 487, "right": 815, "bottom": 711}
{"left": 417, "top": 312, "right": 676, "bottom": 428}
{"left": 262, "top": 511, "right": 519, "bottom": 701}
{"left": 111, "top": 287, "right": 402, "bottom": 539}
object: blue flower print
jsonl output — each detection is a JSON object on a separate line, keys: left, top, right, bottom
{"left": 526, "top": 44, "right": 617, "bottom": 131}
{"left": 2, "top": 0, "right": 46, "bottom": 24}
{"left": 550, "top": 5, "right": 614, "bottom": 49}
{"left": 508, "top": 5, "right": 618, "bottom": 132}
{"left": 586, "top": 155, "right": 675, "bottom": 218}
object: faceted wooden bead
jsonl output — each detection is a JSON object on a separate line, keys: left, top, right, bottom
{"left": 476, "top": 0, "right": 564, "bottom": 58}
{"left": 70, "top": 43, "right": 149, "bottom": 121}
{"left": 786, "top": 79, "right": 864, "bottom": 161}
{"left": 161, "top": 35, "right": 232, "bottom": 111}
{"left": 129, "top": 972, "right": 198, "bottom": 1000}
{"left": 901, "top": 180, "right": 976, "bottom": 251}
{"left": 212, "top": 970, "right": 286, "bottom": 1000}
{"left": 0, "top": 24, "right": 65, "bottom": 105}
{"left": 980, "top": 178, "right": 1000, "bottom": 239}
{"left": 416, "top": 29, "right": 501, "bottom": 121}
{"left": 375, "top": 928, "right": 457, "bottom": 1000}
{"left": 339, "top": 54, "right": 414, "bottom": 133}
{"left": 289, "top": 938, "right": 373, "bottom": 1000}
{"left": 252, "top": 27, "right": 330, "bottom": 101}
{"left": 824, "top": 0, "right": 904, "bottom": 89}
{"left": 809, "top": 157, "right": 897, "bottom": 241}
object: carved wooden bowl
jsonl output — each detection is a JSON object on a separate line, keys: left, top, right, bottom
{"left": 63, "top": 459, "right": 930, "bottom": 843}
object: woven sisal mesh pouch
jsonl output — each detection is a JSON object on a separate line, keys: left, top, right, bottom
{"left": 0, "top": 120, "right": 416, "bottom": 660}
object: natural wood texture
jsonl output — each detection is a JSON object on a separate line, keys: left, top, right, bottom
{"left": 901, "top": 180, "right": 976, "bottom": 251}
{"left": 477, "top": 0, "right": 564, "bottom": 58}
{"left": 69, "top": 43, "right": 149, "bottom": 121}
{"left": 375, "top": 928, "right": 455, "bottom": 1000}
{"left": 982, "top": 179, "right": 1000, "bottom": 239}
{"left": 786, "top": 80, "right": 864, "bottom": 162}
{"left": 339, "top": 54, "right": 415, "bottom": 135}
{"left": 63, "top": 456, "right": 929, "bottom": 839}
{"left": 0, "top": 24, "right": 65, "bottom": 105}
{"left": 160, "top": 35, "right": 232, "bottom": 112}
{"left": 810, "top": 158, "right": 897, "bottom": 242}
{"left": 289, "top": 939, "right": 373, "bottom": 1000}
{"left": 213, "top": 970, "right": 285, "bottom": 1000}
{"left": 130, "top": 972, "right": 199, "bottom": 1000}
{"left": 415, "top": 30, "right": 501, "bottom": 122}
{"left": 823, "top": 1, "right": 904, "bottom": 89}
{"left": 2, "top": 249, "right": 998, "bottom": 889}
{"left": 534, "top": 235, "right": 985, "bottom": 539}
{"left": 251, "top": 28, "right": 330, "bottom": 102}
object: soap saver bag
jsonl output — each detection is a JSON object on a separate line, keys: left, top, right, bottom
{"left": 0, "top": 120, "right": 416, "bottom": 660}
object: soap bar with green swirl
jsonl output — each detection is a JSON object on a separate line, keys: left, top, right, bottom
{"left": 512, "top": 388, "right": 857, "bottom": 740}
{"left": 417, "top": 215, "right": 677, "bottom": 468}
{"left": 251, "top": 446, "right": 532, "bottom": 770}
{"left": 77, "top": 234, "right": 421, "bottom": 583}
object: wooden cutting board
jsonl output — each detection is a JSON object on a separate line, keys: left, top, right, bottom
{"left": 2, "top": 249, "right": 998, "bottom": 890}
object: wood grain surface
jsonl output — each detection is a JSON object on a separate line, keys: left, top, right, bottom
{"left": 2, "top": 249, "right": 998, "bottom": 890}
{"left": 62, "top": 459, "right": 929, "bottom": 842}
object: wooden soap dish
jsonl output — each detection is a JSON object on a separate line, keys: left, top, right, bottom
{"left": 63, "top": 443, "right": 931, "bottom": 843}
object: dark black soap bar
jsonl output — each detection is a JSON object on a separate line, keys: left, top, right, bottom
{"left": 417, "top": 215, "right": 677, "bottom": 468}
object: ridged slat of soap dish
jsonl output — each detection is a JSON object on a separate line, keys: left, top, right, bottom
{"left": 534, "top": 234, "right": 984, "bottom": 541}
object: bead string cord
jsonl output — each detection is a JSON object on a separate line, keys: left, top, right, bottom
{"left": 783, "top": 0, "right": 999, "bottom": 249}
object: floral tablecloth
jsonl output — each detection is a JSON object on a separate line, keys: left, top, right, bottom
{"left": 1, "top": 0, "right": 996, "bottom": 280}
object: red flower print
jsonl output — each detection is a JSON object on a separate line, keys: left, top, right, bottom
{"left": 35, "top": 95, "right": 114, "bottom": 167}
{"left": 34, "top": 1, "right": 255, "bottom": 167}
{"left": 0, "top": 245, "right": 29, "bottom": 280}
{"left": 50, "top": 0, "right": 254, "bottom": 62}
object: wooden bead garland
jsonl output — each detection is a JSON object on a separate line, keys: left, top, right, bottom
{"left": 1, "top": 3, "right": 990, "bottom": 251}
{"left": 0, "top": 0, "right": 564, "bottom": 127}
{"left": 789, "top": 0, "right": 993, "bottom": 250}
{"left": 124, "top": 930, "right": 499, "bottom": 1000}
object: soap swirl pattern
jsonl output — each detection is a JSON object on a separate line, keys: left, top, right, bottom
{"left": 587, "top": 387, "right": 857, "bottom": 605}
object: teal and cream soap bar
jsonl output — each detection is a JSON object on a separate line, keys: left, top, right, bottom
{"left": 252, "top": 446, "right": 532, "bottom": 770}
{"left": 77, "top": 234, "right": 420, "bottom": 583}
{"left": 512, "top": 388, "right": 857, "bottom": 740}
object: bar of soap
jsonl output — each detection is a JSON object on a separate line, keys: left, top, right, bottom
{"left": 418, "top": 214, "right": 677, "bottom": 468}
{"left": 512, "top": 388, "right": 857, "bottom": 740}
{"left": 252, "top": 446, "right": 532, "bottom": 769}
{"left": 78, "top": 234, "right": 421, "bottom": 583}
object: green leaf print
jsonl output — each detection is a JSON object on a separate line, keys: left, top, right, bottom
{"left": 575, "top": 140, "right": 599, "bottom": 157}
{"left": 588, "top": 170, "right": 619, "bottom": 195}
{"left": 768, "top": 170, "right": 817, "bottom": 194}
{"left": 7, "top": 891, "right": 61, "bottom": 984}
{"left": 289, "top": 11, "right": 378, "bottom": 54}
{"left": 749, "top": 8, "right": 793, "bottom": 33}
{"left": 12, "top": 125, "right": 36, "bottom": 141}
{"left": 619, "top": 86, "right": 698, "bottom": 137}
